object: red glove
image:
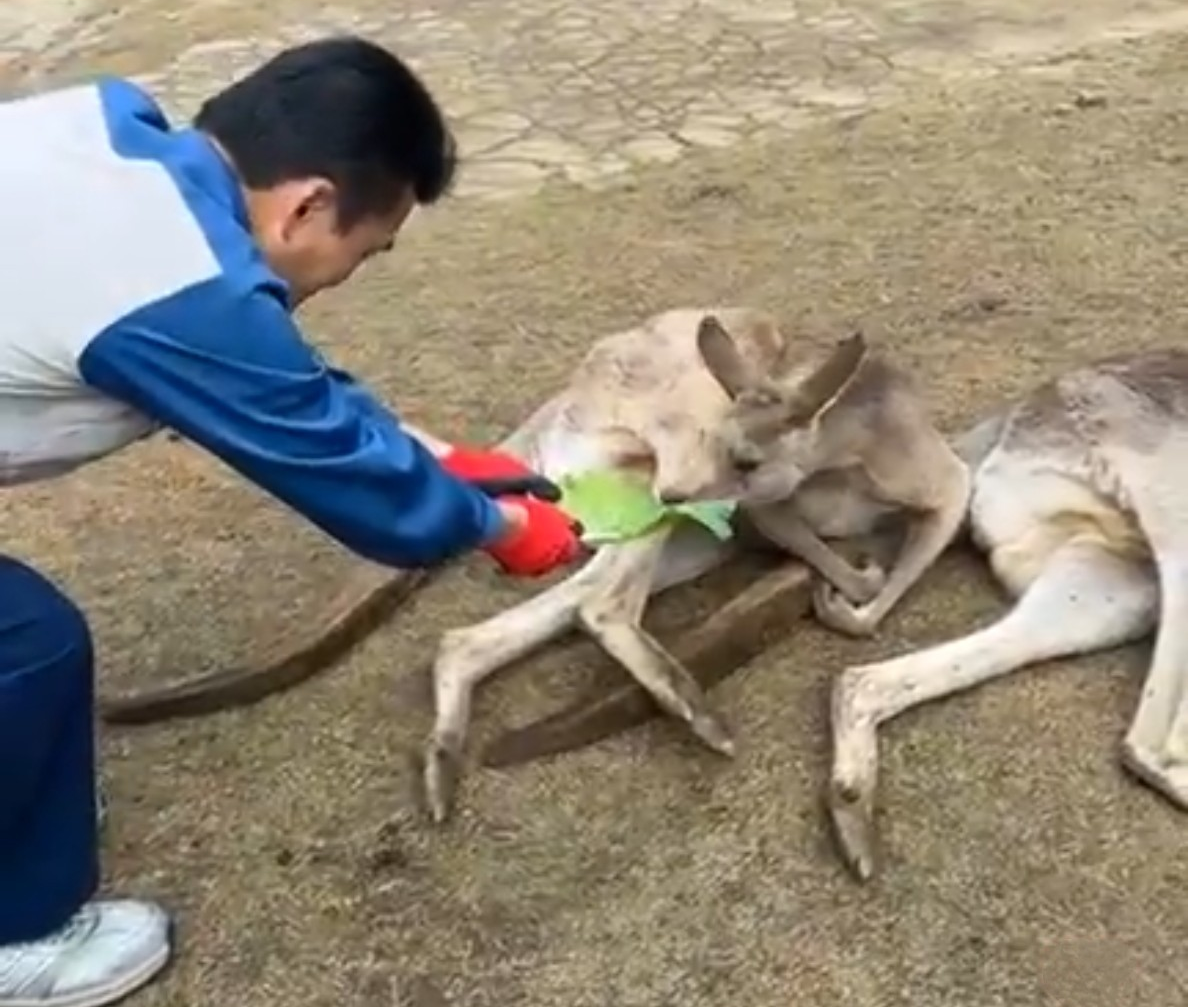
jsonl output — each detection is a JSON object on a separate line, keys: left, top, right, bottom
{"left": 440, "top": 445, "right": 584, "bottom": 577}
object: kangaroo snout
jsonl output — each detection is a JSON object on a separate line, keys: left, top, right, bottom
{"left": 657, "top": 488, "right": 691, "bottom": 505}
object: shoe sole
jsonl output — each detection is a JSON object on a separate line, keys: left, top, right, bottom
{"left": 2, "top": 916, "right": 173, "bottom": 1007}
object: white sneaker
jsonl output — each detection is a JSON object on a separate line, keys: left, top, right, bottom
{"left": 0, "top": 901, "right": 171, "bottom": 1007}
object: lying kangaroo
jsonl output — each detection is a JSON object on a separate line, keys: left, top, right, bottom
{"left": 422, "top": 306, "right": 969, "bottom": 821}
{"left": 829, "top": 348, "right": 1188, "bottom": 881}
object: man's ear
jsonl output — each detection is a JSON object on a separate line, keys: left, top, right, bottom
{"left": 280, "top": 178, "right": 337, "bottom": 237}
{"left": 697, "top": 314, "right": 762, "bottom": 399}
{"left": 781, "top": 331, "right": 868, "bottom": 423}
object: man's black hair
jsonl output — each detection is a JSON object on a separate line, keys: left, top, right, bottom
{"left": 194, "top": 35, "right": 457, "bottom": 228}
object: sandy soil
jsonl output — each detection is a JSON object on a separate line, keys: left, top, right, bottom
{"left": 4, "top": 23, "right": 1188, "bottom": 1007}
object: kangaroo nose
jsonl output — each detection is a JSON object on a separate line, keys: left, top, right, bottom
{"left": 658, "top": 489, "right": 690, "bottom": 505}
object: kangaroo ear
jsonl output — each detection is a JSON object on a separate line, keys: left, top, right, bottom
{"left": 781, "top": 332, "right": 868, "bottom": 423}
{"left": 697, "top": 314, "right": 762, "bottom": 400}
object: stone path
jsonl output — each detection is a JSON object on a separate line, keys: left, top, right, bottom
{"left": 5, "top": 0, "right": 1188, "bottom": 201}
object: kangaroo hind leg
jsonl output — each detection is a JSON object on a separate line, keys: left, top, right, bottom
{"left": 830, "top": 537, "right": 1156, "bottom": 880}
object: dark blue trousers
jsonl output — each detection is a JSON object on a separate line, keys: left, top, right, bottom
{"left": 0, "top": 555, "right": 99, "bottom": 944}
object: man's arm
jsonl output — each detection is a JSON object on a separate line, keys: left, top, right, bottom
{"left": 397, "top": 420, "right": 453, "bottom": 459}
{"left": 324, "top": 364, "right": 453, "bottom": 458}
{"left": 77, "top": 276, "right": 509, "bottom": 569}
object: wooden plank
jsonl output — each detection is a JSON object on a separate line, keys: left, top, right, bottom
{"left": 481, "top": 561, "right": 812, "bottom": 767}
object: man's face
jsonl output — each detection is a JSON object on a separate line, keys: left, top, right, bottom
{"left": 248, "top": 178, "right": 415, "bottom": 306}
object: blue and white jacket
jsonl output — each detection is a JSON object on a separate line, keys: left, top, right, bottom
{"left": 0, "top": 77, "right": 506, "bottom": 567}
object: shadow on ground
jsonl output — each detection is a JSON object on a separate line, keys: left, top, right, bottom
{"left": 9, "top": 28, "right": 1187, "bottom": 1007}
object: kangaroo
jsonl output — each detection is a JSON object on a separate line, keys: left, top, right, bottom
{"left": 828, "top": 348, "right": 1188, "bottom": 882}
{"left": 421, "top": 307, "right": 969, "bottom": 822}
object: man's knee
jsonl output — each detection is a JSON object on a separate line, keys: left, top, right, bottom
{"left": 0, "top": 555, "right": 92, "bottom": 684}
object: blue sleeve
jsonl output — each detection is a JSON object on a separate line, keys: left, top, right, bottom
{"left": 77, "top": 277, "right": 508, "bottom": 568}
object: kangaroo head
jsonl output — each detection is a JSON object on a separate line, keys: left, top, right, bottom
{"left": 695, "top": 314, "right": 868, "bottom": 505}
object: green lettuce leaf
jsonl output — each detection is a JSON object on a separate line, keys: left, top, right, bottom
{"left": 671, "top": 499, "right": 737, "bottom": 541}
{"left": 557, "top": 469, "right": 737, "bottom": 545}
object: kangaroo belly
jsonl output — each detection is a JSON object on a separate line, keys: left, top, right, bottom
{"left": 790, "top": 470, "right": 899, "bottom": 539}
{"left": 969, "top": 447, "right": 1149, "bottom": 597}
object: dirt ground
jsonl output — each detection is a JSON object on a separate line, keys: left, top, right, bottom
{"left": 8, "top": 25, "right": 1188, "bottom": 1007}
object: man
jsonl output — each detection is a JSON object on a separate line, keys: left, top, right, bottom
{"left": 0, "top": 35, "right": 583, "bottom": 1007}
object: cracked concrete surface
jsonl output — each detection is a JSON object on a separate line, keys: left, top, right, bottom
{"left": 6, "top": 0, "right": 1188, "bottom": 200}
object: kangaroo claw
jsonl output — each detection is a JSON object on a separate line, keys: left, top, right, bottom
{"left": 827, "top": 780, "right": 880, "bottom": 882}
{"left": 423, "top": 738, "right": 463, "bottom": 824}
{"left": 690, "top": 710, "right": 736, "bottom": 757}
